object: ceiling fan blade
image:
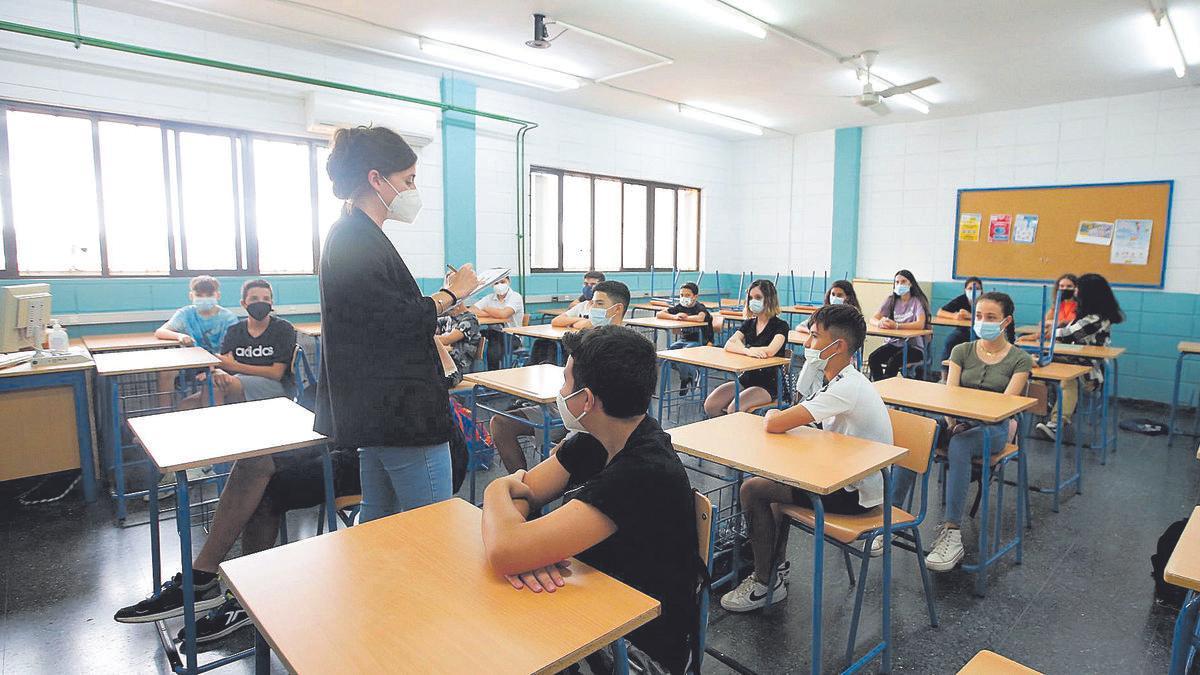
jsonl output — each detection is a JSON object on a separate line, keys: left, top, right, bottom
{"left": 869, "top": 101, "right": 891, "bottom": 116}
{"left": 879, "top": 77, "right": 940, "bottom": 98}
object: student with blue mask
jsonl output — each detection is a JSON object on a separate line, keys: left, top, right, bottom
{"left": 936, "top": 276, "right": 984, "bottom": 364}
{"left": 897, "top": 291, "right": 1032, "bottom": 572}
{"left": 570, "top": 270, "right": 605, "bottom": 308}
{"left": 154, "top": 275, "right": 238, "bottom": 405}
{"left": 656, "top": 282, "right": 713, "bottom": 395}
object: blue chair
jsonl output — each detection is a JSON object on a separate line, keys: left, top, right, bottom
{"left": 768, "top": 409, "right": 940, "bottom": 664}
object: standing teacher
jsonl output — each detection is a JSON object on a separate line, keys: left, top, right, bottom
{"left": 316, "top": 126, "right": 478, "bottom": 522}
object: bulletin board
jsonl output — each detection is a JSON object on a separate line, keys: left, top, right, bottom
{"left": 952, "top": 181, "right": 1173, "bottom": 288}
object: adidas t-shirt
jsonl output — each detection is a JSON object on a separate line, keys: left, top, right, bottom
{"left": 219, "top": 316, "right": 297, "bottom": 392}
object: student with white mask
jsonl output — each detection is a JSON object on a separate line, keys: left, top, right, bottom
{"left": 703, "top": 279, "right": 790, "bottom": 417}
{"left": 316, "top": 125, "right": 478, "bottom": 523}
{"left": 472, "top": 274, "right": 525, "bottom": 370}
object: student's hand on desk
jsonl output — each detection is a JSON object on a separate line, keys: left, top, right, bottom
{"left": 178, "top": 334, "right": 195, "bottom": 347}
{"left": 505, "top": 560, "right": 572, "bottom": 593}
{"left": 956, "top": 309, "right": 971, "bottom": 320}
{"left": 216, "top": 352, "right": 236, "bottom": 369}
{"left": 879, "top": 318, "right": 897, "bottom": 329}
{"left": 748, "top": 347, "right": 771, "bottom": 359}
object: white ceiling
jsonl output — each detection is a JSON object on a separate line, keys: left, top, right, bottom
{"left": 79, "top": 0, "right": 1200, "bottom": 138}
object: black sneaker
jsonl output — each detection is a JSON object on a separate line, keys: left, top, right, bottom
{"left": 177, "top": 591, "right": 251, "bottom": 644}
{"left": 113, "top": 572, "right": 224, "bottom": 623}
{"left": 678, "top": 376, "right": 694, "bottom": 396}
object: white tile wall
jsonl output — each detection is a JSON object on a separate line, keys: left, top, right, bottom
{"left": 857, "top": 88, "right": 1200, "bottom": 292}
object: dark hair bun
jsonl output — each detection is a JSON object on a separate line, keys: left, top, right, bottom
{"left": 325, "top": 125, "right": 417, "bottom": 200}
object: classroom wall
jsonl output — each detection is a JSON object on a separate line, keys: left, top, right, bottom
{"left": 855, "top": 89, "right": 1200, "bottom": 405}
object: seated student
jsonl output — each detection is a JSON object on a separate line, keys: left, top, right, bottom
{"left": 1042, "top": 273, "right": 1079, "bottom": 332}
{"left": 792, "top": 280, "right": 861, "bottom": 342}
{"left": 916, "top": 292, "right": 1031, "bottom": 572}
{"left": 568, "top": 270, "right": 606, "bottom": 309}
{"left": 868, "top": 269, "right": 931, "bottom": 380}
{"left": 472, "top": 275, "right": 525, "bottom": 370}
{"left": 482, "top": 326, "right": 699, "bottom": 674}
{"left": 154, "top": 275, "right": 238, "bottom": 404}
{"left": 436, "top": 301, "right": 482, "bottom": 374}
{"left": 703, "top": 279, "right": 789, "bottom": 417}
{"left": 490, "top": 281, "right": 629, "bottom": 473}
{"left": 936, "top": 276, "right": 984, "bottom": 364}
{"left": 178, "top": 279, "right": 297, "bottom": 409}
{"left": 721, "top": 304, "right": 891, "bottom": 611}
{"left": 657, "top": 282, "right": 714, "bottom": 394}
{"left": 1034, "top": 273, "right": 1123, "bottom": 441}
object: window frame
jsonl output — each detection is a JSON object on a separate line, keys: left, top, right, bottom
{"left": 529, "top": 165, "right": 701, "bottom": 273}
{"left": 0, "top": 99, "right": 332, "bottom": 278}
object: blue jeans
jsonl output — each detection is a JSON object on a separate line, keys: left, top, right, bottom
{"left": 668, "top": 339, "right": 702, "bottom": 383}
{"left": 944, "top": 421, "right": 1010, "bottom": 524}
{"left": 358, "top": 443, "right": 452, "bottom": 523}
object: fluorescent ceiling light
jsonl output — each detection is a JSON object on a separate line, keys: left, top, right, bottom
{"left": 660, "top": 0, "right": 767, "bottom": 39}
{"left": 418, "top": 38, "right": 582, "bottom": 91}
{"left": 678, "top": 104, "right": 763, "bottom": 135}
{"left": 892, "top": 93, "right": 931, "bottom": 115}
{"left": 1154, "top": 8, "right": 1188, "bottom": 78}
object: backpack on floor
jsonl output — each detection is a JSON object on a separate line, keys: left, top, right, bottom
{"left": 1152, "top": 518, "right": 1189, "bottom": 608}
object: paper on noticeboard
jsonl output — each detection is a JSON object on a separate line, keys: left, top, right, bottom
{"left": 958, "top": 213, "right": 981, "bottom": 241}
{"left": 1110, "top": 219, "right": 1153, "bottom": 265}
{"left": 1013, "top": 214, "right": 1038, "bottom": 243}
{"left": 988, "top": 214, "right": 1011, "bottom": 242}
{"left": 1076, "top": 221, "right": 1114, "bottom": 245}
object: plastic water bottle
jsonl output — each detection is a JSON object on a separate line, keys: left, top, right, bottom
{"left": 48, "top": 320, "right": 69, "bottom": 352}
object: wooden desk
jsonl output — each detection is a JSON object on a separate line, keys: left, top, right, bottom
{"left": 958, "top": 650, "right": 1041, "bottom": 674}
{"left": 1029, "top": 362, "right": 1090, "bottom": 513}
{"left": 538, "top": 307, "right": 568, "bottom": 318}
{"left": 932, "top": 316, "right": 971, "bottom": 328}
{"left": 1166, "top": 506, "right": 1200, "bottom": 593}
{"left": 873, "top": 376, "right": 1033, "bottom": 596}
{"left": 293, "top": 322, "right": 321, "bottom": 337}
{"left": 504, "top": 324, "right": 576, "bottom": 341}
{"left": 81, "top": 332, "right": 179, "bottom": 353}
{"left": 655, "top": 345, "right": 787, "bottom": 374}
{"left": 1016, "top": 324, "right": 1039, "bottom": 335}
{"left": 478, "top": 315, "right": 506, "bottom": 326}
{"left": 781, "top": 304, "right": 822, "bottom": 316}
{"left": 93, "top": 346, "right": 220, "bottom": 377}
{"left": 671, "top": 412, "right": 903, "bottom": 494}
{"left": 0, "top": 347, "right": 97, "bottom": 501}
{"left": 718, "top": 309, "right": 746, "bottom": 318}
{"left": 1016, "top": 336, "right": 1126, "bottom": 360}
{"left": 464, "top": 364, "right": 564, "bottom": 404}
{"left": 670, "top": 412, "right": 903, "bottom": 673}
{"left": 1182, "top": 342, "right": 1200, "bottom": 355}
{"left": 129, "top": 397, "right": 331, "bottom": 675}
{"left": 868, "top": 326, "right": 934, "bottom": 340}
{"left": 222, "top": 499, "right": 659, "bottom": 675}
{"left": 1171, "top": 342, "right": 1200, "bottom": 447}
{"left": 626, "top": 316, "right": 698, "bottom": 331}
{"left": 874, "top": 376, "right": 1035, "bottom": 423}
{"left": 1030, "top": 362, "right": 1090, "bottom": 382}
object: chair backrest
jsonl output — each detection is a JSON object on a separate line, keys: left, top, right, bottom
{"left": 290, "top": 344, "right": 303, "bottom": 399}
{"left": 694, "top": 490, "right": 716, "bottom": 566}
{"left": 889, "top": 408, "right": 939, "bottom": 475}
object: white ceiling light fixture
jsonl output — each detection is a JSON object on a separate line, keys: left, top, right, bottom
{"left": 678, "top": 104, "right": 763, "bottom": 135}
{"left": 1153, "top": 6, "right": 1188, "bottom": 78}
{"left": 417, "top": 38, "right": 583, "bottom": 91}
{"left": 891, "top": 94, "right": 931, "bottom": 114}
{"left": 659, "top": 0, "right": 768, "bottom": 39}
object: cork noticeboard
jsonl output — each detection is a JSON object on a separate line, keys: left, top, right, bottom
{"left": 953, "top": 181, "right": 1173, "bottom": 288}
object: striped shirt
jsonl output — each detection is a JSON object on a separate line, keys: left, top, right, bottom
{"left": 1054, "top": 313, "right": 1111, "bottom": 383}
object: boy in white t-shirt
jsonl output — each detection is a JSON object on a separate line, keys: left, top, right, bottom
{"left": 721, "top": 304, "right": 893, "bottom": 613}
{"left": 472, "top": 276, "right": 525, "bottom": 370}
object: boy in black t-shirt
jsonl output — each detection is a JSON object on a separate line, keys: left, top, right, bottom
{"left": 179, "top": 279, "right": 297, "bottom": 409}
{"left": 482, "top": 326, "right": 699, "bottom": 674}
{"left": 656, "top": 282, "right": 713, "bottom": 394}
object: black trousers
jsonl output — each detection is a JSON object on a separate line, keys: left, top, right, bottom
{"left": 869, "top": 343, "right": 925, "bottom": 380}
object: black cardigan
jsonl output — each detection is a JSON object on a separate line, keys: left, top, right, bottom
{"left": 314, "top": 208, "right": 450, "bottom": 447}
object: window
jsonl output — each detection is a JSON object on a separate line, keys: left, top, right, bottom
{"left": 0, "top": 101, "right": 337, "bottom": 278}
{"left": 529, "top": 167, "right": 700, "bottom": 272}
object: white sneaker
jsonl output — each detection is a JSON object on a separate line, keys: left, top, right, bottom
{"left": 1035, "top": 421, "right": 1057, "bottom": 440}
{"left": 870, "top": 535, "right": 884, "bottom": 558}
{"left": 924, "top": 526, "right": 964, "bottom": 572}
{"left": 720, "top": 573, "right": 787, "bottom": 613}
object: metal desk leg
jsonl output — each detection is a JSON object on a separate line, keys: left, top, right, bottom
{"left": 1099, "top": 360, "right": 1110, "bottom": 464}
{"left": 657, "top": 360, "right": 670, "bottom": 420}
{"left": 1053, "top": 381, "right": 1064, "bottom": 513}
{"left": 810, "top": 495, "right": 826, "bottom": 675}
{"left": 975, "top": 428, "right": 992, "bottom": 597}
{"left": 109, "top": 376, "right": 127, "bottom": 523}
{"left": 206, "top": 369, "right": 215, "bottom": 407}
{"left": 881, "top": 466, "right": 894, "bottom": 673}
{"left": 255, "top": 628, "right": 271, "bottom": 674}
{"left": 469, "top": 385, "right": 482, "bottom": 504}
{"left": 1170, "top": 352, "right": 1185, "bottom": 446}
{"left": 176, "top": 470, "right": 198, "bottom": 675}
{"left": 539, "top": 403, "right": 553, "bottom": 462}
{"left": 732, "top": 377, "right": 742, "bottom": 412}
{"left": 1111, "top": 358, "right": 1121, "bottom": 454}
{"left": 149, "top": 474, "right": 161, "bottom": 591}
{"left": 322, "top": 447, "right": 337, "bottom": 533}
{"left": 70, "top": 371, "right": 98, "bottom": 502}
{"left": 901, "top": 340, "right": 909, "bottom": 375}
{"left": 1074, "top": 380, "right": 1083, "bottom": 497}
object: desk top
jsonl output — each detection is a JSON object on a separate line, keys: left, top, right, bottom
{"left": 874, "top": 377, "right": 1036, "bottom": 423}
{"left": 93, "top": 346, "right": 219, "bottom": 376}
{"left": 478, "top": 315, "right": 507, "bottom": 326}
{"left": 293, "top": 322, "right": 321, "bottom": 337}
{"left": 221, "top": 499, "right": 659, "bottom": 675}
{"left": 631, "top": 302, "right": 668, "bottom": 312}
{"left": 781, "top": 304, "right": 822, "bottom": 315}
{"left": 655, "top": 345, "right": 788, "bottom": 373}
{"left": 1015, "top": 336, "right": 1125, "bottom": 359}
{"left": 1016, "top": 324, "right": 1040, "bottom": 335}
{"left": 505, "top": 324, "right": 576, "bottom": 340}
{"left": 1166, "top": 506, "right": 1200, "bottom": 593}
{"left": 670, "top": 412, "right": 905, "bottom": 495}
{"left": 81, "top": 332, "right": 179, "bottom": 353}
{"left": 1029, "top": 362, "right": 1091, "bottom": 382}
{"left": 1180, "top": 341, "right": 1200, "bottom": 355}
{"left": 957, "top": 650, "right": 1041, "bottom": 674}
{"left": 0, "top": 347, "right": 94, "bottom": 378}
{"left": 932, "top": 316, "right": 972, "bottom": 328}
{"left": 868, "top": 326, "right": 934, "bottom": 339}
{"left": 626, "top": 317, "right": 698, "bottom": 331}
{"left": 464, "top": 364, "right": 565, "bottom": 404}
{"left": 127, "top": 397, "right": 325, "bottom": 472}
{"left": 538, "top": 307, "right": 568, "bottom": 317}
{"left": 718, "top": 309, "right": 746, "bottom": 318}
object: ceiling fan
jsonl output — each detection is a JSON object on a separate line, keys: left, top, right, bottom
{"left": 841, "top": 50, "right": 939, "bottom": 116}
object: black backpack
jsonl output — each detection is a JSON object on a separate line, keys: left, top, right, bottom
{"left": 1152, "top": 518, "right": 1189, "bottom": 608}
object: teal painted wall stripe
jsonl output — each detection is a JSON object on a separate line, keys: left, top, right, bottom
{"left": 831, "top": 127, "right": 863, "bottom": 279}
{"left": 440, "top": 76, "right": 477, "bottom": 267}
